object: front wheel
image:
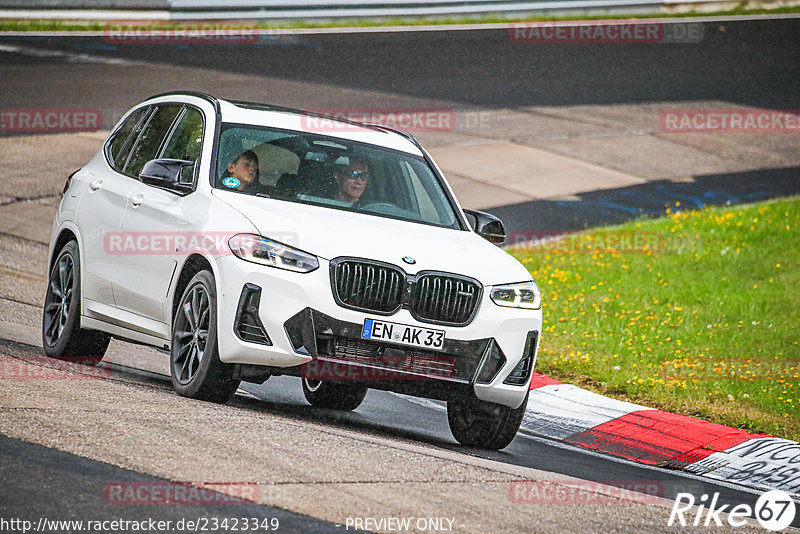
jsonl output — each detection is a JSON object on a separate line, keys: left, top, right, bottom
{"left": 170, "top": 270, "right": 240, "bottom": 403}
{"left": 447, "top": 392, "right": 528, "bottom": 450}
{"left": 42, "top": 240, "right": 110, "bottom": 360}
{"left": 301, "top": 376, "right": 367, "bottom": 411}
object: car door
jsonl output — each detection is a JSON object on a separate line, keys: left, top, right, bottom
{"left": 76, "top": 106, "right": 151, "bottom": 309}
{"left": 113, "top": 105, "right": 205, "bottom": 327}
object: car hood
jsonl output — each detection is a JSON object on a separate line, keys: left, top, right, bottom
{"left": 212, "top": 190, "right": 531, "bottom": 286}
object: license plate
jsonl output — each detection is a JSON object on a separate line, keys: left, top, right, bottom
{"left": 361, "top": 318, "right": 445, "bottom": 351}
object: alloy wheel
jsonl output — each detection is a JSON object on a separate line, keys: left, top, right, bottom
{"left": 43, "top": 254, "right": 74, "bottom": 347}
{"left": 172, "top": 284, "right": 210, "bottom": 385}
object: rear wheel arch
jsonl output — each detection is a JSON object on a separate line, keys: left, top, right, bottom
{"left": 50, "top": 228, "right": 79, "bottom": 272}
{"left": 42, "top": 239, "right": 110, "bottom": 359}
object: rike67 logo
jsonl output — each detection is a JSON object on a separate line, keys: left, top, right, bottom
{"left": 668, "top": 490, "right": 796, "bottom": 531}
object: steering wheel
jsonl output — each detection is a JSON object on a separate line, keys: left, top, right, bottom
{"left": 361, "top": 202, "right": 399, "bottom": 212}
{"left": 360, "top": 202, "right": 415, "bottom": 218}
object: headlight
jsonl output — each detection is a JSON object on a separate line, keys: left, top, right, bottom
{"left": 228, "top": 234, "right": 319, "bottom": 273}
{"left": 490, "top": 281, "right": 541, "bottom": 310}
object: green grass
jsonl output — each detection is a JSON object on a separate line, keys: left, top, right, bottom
{"left": 0, "top": 4, "right": 799, "bottom": 32}
{"left": 509, "top": 197, "right": 800, "bottom": 442}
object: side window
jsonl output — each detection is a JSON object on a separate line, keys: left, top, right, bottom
{"left": 161, "top": 107, "right": 204, "bottom": 184}
{"left": 124, "top": 105, "right": 181, "bottom": 178}
{"left": 107, "top": 107, "right": 149, "bottom": 171}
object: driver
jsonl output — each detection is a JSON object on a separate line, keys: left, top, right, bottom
{"left": 333, "top": 157, "right": 369, "bottom": 204}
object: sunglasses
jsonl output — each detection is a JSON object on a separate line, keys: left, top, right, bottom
{"left": 337, "top": 170, "right": 369, "bottom": 180}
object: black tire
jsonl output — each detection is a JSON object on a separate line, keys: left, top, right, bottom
{"left": 170, "top": 270, "right": 240, "bottom": 403}
{"left": 42, "top": 240, "right": 110, "bottom": 361}
{"left": 301, "top": 376, "right": 367, "bottom": 411}
{"left": 447, "top": 392, "right": 528, "bottom": 450}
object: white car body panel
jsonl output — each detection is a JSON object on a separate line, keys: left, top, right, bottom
{"left": 211, "top": 189, "right": 532, "bottom": 286}
{"left": 48, "top": 93, "right": 543, "bottom": 412}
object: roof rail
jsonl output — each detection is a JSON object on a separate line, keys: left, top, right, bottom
{"left": 146, "top": 91, "right": 222, "bottom": 118}
{"left": 361, "top": 122, "right": 423, "bottom": 150}
{"left": 147, "top": 90, "right": 219, "bottom": 107}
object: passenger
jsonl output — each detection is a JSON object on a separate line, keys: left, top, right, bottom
{"left": 224, "top": 150, "right": 259, "bottom": 192}
{"left": 333, "top": 157, "right": 369, "bottom": 205}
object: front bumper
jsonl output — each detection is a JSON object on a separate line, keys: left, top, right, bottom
{"left": 214, "top": 255, "right": 542, "bottom": 408}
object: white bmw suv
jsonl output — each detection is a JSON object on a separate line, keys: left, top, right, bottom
{"left": 44, "top": 92, "right": 542, "bottom": 449}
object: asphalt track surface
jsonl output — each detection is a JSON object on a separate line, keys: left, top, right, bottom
{"left": 2, "top": 18, "right": 800, "bottom": 232}
{"left": 2, "top": 19, "right": 799, "bottom": 109}
{"left": 1, "top": 433, "right": 349, "bottom": 534}
{"left": 2, "top": 18, "right": 800, "bottom": 532}
{"left": 2, "top": 337, "right": 796, "bottom": 530}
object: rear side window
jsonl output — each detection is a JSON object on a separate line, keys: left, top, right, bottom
{"left": 124, "top": 105, "right": 182, "bottom": 178}
{"left": 107, "top": 107, "right": 149, "bottom": 170}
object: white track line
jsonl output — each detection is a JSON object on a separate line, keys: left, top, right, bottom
{"left": 0, "top": 13, "right": 798, "bottom": 36}
{"left": 523, "top": 383, "right": 652, "bottom": 439}
{"left": 0, "top": 42, "right": 144, "bottom": 65}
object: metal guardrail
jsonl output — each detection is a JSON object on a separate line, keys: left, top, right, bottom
{"left": 167, "top": 0, "right": 667, "bottom": 19}
{"left": 0, "top": 0, "right": 168, "bottom": 7}
{"left": 0, "top": 0, "right": 740, "bottom": 19}
{"left": 171, "top": 0, "right": 652, "bottom": 7}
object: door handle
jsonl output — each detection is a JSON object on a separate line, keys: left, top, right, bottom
{"left": 130, "top": 194, "right": 144, "bottom": 207}
{"left": 89, "top": 180, "right": 103, "bottom": 191}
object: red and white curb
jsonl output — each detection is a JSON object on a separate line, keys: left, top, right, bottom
{"left": 525, "top": 374, "right": 800, "bottom": 498}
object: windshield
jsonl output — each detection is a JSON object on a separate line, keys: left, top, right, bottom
{"left": 214, "top": 123, "right": 463, "bottom": 229}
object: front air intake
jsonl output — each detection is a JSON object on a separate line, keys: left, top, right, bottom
{"left": 234, "top": 284, "right": 271, "bottom": 345}
{"left": 503, "top": 331, "right": 538, "bottom": 386}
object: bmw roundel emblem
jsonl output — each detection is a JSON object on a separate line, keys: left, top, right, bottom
{"left": 402, "top": 256, "right": 416, "bottom": 265}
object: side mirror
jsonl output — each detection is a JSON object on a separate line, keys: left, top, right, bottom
{"left": 463, "top": 209, "right": 506, "bottom": 245}
{"left": 139, "top": 158, "right": 195, "bottom": 194}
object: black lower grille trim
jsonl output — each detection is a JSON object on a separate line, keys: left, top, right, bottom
{"left": 503, "top": 331, "right": 538, "bottom": 386}
{"left": 284, "top": 308, "right": 489, "bottom": 383}
{"left": 234, "top": 284, "right": 271, "bottom": 345}
{"left": 326, "top": 337, "right": 464, "bottom": 382}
